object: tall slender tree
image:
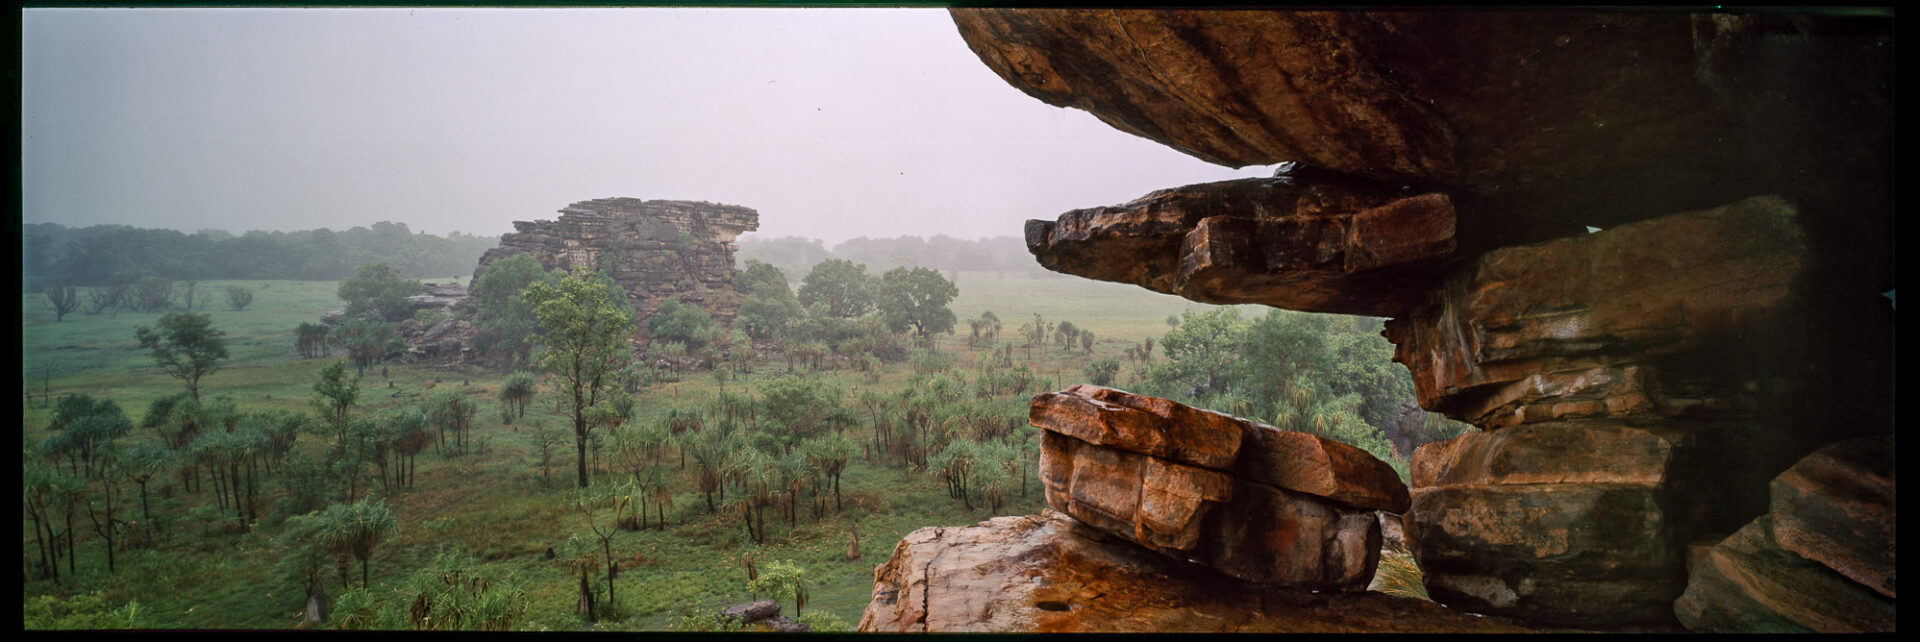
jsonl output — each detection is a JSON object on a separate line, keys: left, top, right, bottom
{"left": 524, "top": 268, "right": 635, "bottom": 488}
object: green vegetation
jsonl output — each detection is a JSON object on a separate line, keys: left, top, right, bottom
{"left": 526, "top": 268, "right": 637, "bottom": 489}
{"left": 134, "top": 312, "right": 229, "bottom": 401}
{"left": 471, "top": 252, "right": 552, "bottom": 366}
{"left": 337, "top": 262, "right": 422, "bottom": 322}
{"left": 20, "top": 265, "right": 1455, "bottom": 631}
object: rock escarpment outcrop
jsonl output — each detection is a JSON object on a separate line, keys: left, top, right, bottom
{"left": 1034, "top": 385, "right": 1405, "bottom": 590}
{"left": 859, "top": 511, "right": 1530, "bottom": 633}
{"left": 1024, "top": 168, "right": 1455, "bottom": 316}
{"left": 863, "top": 385, "right": 1427, "bottom": 632}
{"left": 947, "top": 7, "right": 1891, "bottom": 633}
{"left": 471, "top": 197, "right": 760, "bottom": 322}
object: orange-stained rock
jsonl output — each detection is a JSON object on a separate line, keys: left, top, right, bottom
{"left": 1039, "top": 431, "right": 1233, "bottom": 553}
{"left": 951, "top": 10, "right": 1460, "bottom": 178}
{"left": 1768, "top": 435, "right": 1895, "bottom": 599}
{"left": 1673, "top": 516, "right": 1895, "bottom": 633}
{"left": 1024, "top": 172, "right": 1455, "bottom": 317}
{"left": 1193, "top": 480, "right": 1381, "bottom": 591}
{"left": 1385, "top": 196, "right": 1805, "bottom": 429}
{"left": 1031, "top": 384, "right": 1410, "bottom": 513}
{"left": 1237, "top": 423, "right": 1409, "bottom": 513}
{"left": 857, "top": 511, "right": 1538, "bottom": 633}
{"left": 1409, "top": 421, "right": 1676, "bottom": 489}
{"left": 1029, "top": 383, "right": 1244, "bottom": 469}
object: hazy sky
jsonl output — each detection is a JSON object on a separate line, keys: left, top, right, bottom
{"left": 22, "top": 7, "right": 1271, "bottom": 244}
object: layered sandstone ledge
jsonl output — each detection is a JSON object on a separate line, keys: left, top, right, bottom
{"left": 858, "top": 511, "right": 1532, "bottom": 634}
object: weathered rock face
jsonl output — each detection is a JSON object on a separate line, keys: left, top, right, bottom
{"left": 1674, "top": 516, "right": 1895, "bottom": 633}
{"left": 1025, "top": 168, "right": 1455, "bottom": 317}
{"left": 1407, "top": 422, "right": 1684, "bottom": 626}
{"left": 1032, "top": 384, "right": 1406, "bottom": 590}
{"left": 951, "top": 6, "right": 1891, "bottom": 633}
{"left": 1767, "top": 435, "right": 1896, "bottom": 599}
{"left": 955, "top": 10, "right": 1891, "bottom": 256}
{"left": 1383, "top": 196, "right": 1804, "bottom": 430}
{"left": 1673, "top": 435, "right": 1897, "bottom": 632}
{"left": 471, "top": 197, "right": 759, "bottom": 322}
{"left": 858, "top": 511, "right": 1534, "bottom": 633}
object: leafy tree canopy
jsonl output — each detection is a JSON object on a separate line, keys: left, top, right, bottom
{"left": 797, "top": 259, "right": 875, "bottom": 319}
{"left": 337, "top": 262, "right": 422, "bottom": 322}
{"left": 525, "top": 267, "right": 636, "bottom": 488}
{"left": 647, "top": 298, "right": 712, "bottom": 348}
{"left": 134, "top": 312, "right": 228, "bottom": 401}
{"left": 876, "top": 266, "right": 959, "bottom": 338}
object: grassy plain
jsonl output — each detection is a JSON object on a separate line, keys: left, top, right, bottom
{"left": 19, "top": 272, "right": 1232, "bottom": 630}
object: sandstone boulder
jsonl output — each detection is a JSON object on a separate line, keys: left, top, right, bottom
{"left": 1768, "top": 435, "right": 1895, "bottom": 598}
{"left": 858, "top": 511, "right": 1535, "bottom": 633}
{"left": 1032, "top": 385, "right": 1407, "bottom": 589}
{"left": 1673, "top": 516, "right": 1895, "bottom": 632}
{"left": 1038, "top": 430, "right": 1234, "bottom": 553}
{"left": 1030, "top": 383, "right": 1244, "bottom": 469}
{"left": 1192, "top": 480, "right": 1381, "bottom": 590}
{"left": 1024, "top": 170, "right": 1455, "bottom": 317}
{"left": 1237, "top": 423, "right": 1409, "bottom": 513}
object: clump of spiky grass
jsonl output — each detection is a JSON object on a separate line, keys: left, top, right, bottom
{"left": 1369, "top": 545, "right": 1431, "bottom": 600}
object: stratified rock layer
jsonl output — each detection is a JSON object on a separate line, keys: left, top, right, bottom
{"left": 1025, "top": 171, "right": 1455, "bottom": 317}
{"left": 857, "top": 511, "right": 1534, "bottom": 633}
{"left": 1407, "top": 422, "right": 1682, "bottom": 627}
{"left": 471, "top": 198, "right": 759, "bottom": 321}
{"left": 1673, "top": 516, "right": 1895, "bottom": 633}
{"left": 1032, "top": 385, "right": 1405, "bottom": 589}
{"left": 1039, "top": 430, "right": 1234, "bottom": 553}
{"left": 1384, "top": 196, "right": 1804, "bottom": 429}
{"left": 1673, "top": 436, "right": 1897, "bottom": 632}
{"left": 1768, "top": 435, "right": 1896, "bottom": 599}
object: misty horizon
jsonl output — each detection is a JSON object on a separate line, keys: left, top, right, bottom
{"left": 22, "top": 7, "right": 1274, "bottom": 247}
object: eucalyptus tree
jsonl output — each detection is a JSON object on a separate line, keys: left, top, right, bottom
{"left": 134, "top": 312, "right": 228, "bottom": 400}
{"left": 46, "top": 283, "right": 80, "bottom": 321}
{"left": 525, "top": 267, "right": 636, "bottom": 488}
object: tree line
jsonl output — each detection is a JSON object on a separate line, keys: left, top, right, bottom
{"left": 735, "top": 234, "right": 1051, "bottom": 284}
{"left": 21, "top": 221, "right": 498, "bottom": 290}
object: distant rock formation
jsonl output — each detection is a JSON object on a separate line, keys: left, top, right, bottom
{"left": 471, "top": 197, "right": 760, "bottom": 323}
{"left": 319, "top": 198, "right": 760, "bottom": 365}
